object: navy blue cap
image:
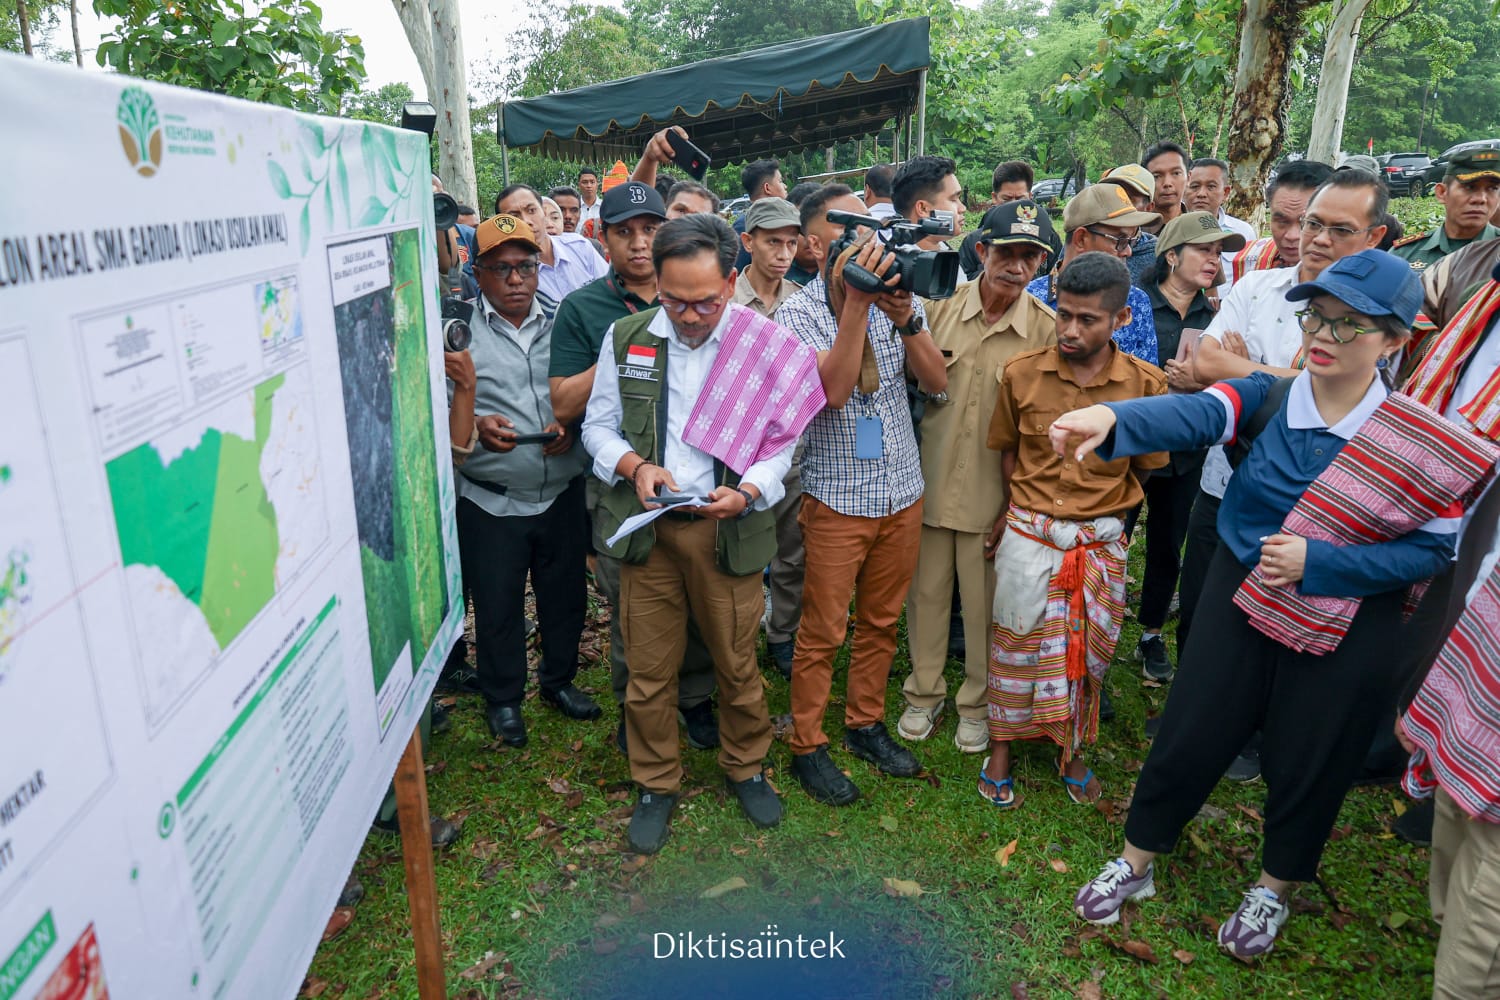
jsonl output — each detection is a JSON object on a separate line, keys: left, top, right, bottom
{"left": 600, "top": 181, "right": 666, "bottom": 225}
{"left": 1285, "top": 249, "right": 1422, "bottom": 327}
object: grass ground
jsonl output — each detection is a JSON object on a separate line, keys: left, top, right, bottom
{"left": 304, "top": 534, "right": 1440, "bottom": 1000}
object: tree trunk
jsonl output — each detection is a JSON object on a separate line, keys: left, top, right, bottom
{"left": 389, "top": 0, "right": 438, "bottom": 102}
{"left": 69, "top": 0, "right": 81, "bottom": 66}
{"left": 16, "top": 0, "right": 33, "bottom": 55}
{"left": 1305, "top": 0, "right": 1372, "bottom": 164}
{"left": 1224, "top": 0, "right": 1317, "bottom": 225}
{"left": 428, "top": 0, "right": 477, "bottom": 209}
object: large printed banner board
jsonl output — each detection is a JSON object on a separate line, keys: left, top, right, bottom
{"left": 0, "top": 54, "right": 463, "bottom": 1000}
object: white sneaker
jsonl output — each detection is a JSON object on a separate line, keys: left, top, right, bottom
{"left": 896, "top": 702, "right": 943, "bottom": 741}
{"left": 953, "top": 716, "right": 989, "bottom": 753}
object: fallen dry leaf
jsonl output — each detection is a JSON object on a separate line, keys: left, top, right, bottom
{"left": 881, "top": 877, "right": 925, "bottom": 898}
{"left": 458, "top": 951, "right": 507, "bottom": 981}
{"left": 1074, "top": 981, "right": 1102, "bottom": 1000}
{"left": 701, "top": 876, "right": 749, "bottom": 899}
{"left": 1115, "top": 938, "right": 1159, "bottom": 964}
{"left": 300, "top": 978, "right": 330, "bottom": 998}
{"left": 1049, "top": 858, "right": 1069, "bottom": 873}
{"left": 1010, "top": 983, "right": 1031, "bottom": 999}
{"left": 996, "top": 839, "right": 1019, "bottom": 867}
{"left": 548, "top": 777, "right": 572, "bottom": 794}
{"left": 1172, "top": 948, "right": 1195, "bottom": 964}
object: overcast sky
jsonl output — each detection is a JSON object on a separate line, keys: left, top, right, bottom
{"left": 69, "top": 0, "right": 570, "bottom": 94}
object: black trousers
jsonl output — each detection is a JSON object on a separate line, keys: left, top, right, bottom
{"left": 457, "top": 477, "right": 587, "bottom": 708}
{"left": 1125, "top": 543, "right": 1410, "bottom": 881}
{"left": 1174, "top": 489, "right": 1222, "bottom": 653}
{"left": 1137, "top": 465, "right": 1203, "bottom": 631}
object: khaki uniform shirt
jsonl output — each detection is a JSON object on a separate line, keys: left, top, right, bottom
{"left": 918, "top": 282, "right": 1056, "bottom": 533}
{"left": 732, "top": 270, "right": 799, "bottom": 319}
{"left": 987, "top": 345, "right": 1168, "bottom": 521}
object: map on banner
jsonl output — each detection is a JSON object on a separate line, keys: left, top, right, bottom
{"left": 0, "top": 54, "right": 462, "bottom": 1000}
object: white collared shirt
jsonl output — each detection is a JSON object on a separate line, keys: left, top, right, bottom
{"left": 1284, "top": 367, "right": 1384, "bottom": 439}
{"left": 538, "top": 232, "right": 608, "bottom": 303}
{"left": 478, "top": 293, "right": 545, "bottom": 353}
{"left": 1199, "top": 265, "right": 1305, "bottom": 498}
{"left": 580, "top": 305, "right": 791, "bottom": 508}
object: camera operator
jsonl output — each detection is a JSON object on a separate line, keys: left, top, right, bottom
{"left": 449, "top": 213, "right": 598, "bottom": 749}
{"left": 775, "top": 184, "right": 948, "bottom": 807}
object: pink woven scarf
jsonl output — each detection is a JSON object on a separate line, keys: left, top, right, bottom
{"left": 682, "top": 303, "right": 827, "bottom": 474}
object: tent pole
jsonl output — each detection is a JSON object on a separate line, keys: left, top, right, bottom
{"left": 915, "top": 69, "right": 927, "bottom": 157}
{"left": 498, "top": 103, "right": 511, "bottom": 187}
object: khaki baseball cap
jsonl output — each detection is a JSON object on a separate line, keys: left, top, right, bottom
{"left": 1062, "top": 184, "right": 1161, "bottom": 232}
{"left": 1100, "top": 163, "right": 1156, "bottom": 202}
{"left": 475, "top": 213, "right": 540, "bottom": 257}
{"left": 1157, "top": 211, "right": 1248, "bottom": 255}
{"left": 743, "top": 197, "right": 802, "bottom": 233}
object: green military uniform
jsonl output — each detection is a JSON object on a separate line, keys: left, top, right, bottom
{"left": 1394, "top": 147, "right": 1500, "bottom": 272}
{"left": 1392, "top": 222, "right": 1500, "bottom": 272}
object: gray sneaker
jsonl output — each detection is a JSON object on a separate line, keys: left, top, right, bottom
{"left": 1217, "top": 886, "right": 1289, "bottom": 961}
{"left": 1073, "top": 858, "right": 1155, "bottom": 925}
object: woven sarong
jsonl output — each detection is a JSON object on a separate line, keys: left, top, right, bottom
{"left": 988, "top": 507, "right": 1127, "bottom": 762}
{"left": 1232, "top": 392, "right": 1498, "bottom": 654}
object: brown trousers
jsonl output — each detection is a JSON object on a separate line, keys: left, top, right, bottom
{"left": 1430, "top": 787, "right": 1500, "bottom": 999}
{"left": 790, "top": 495, "right": 923, "bottom": 754}
{"left": 620, "top": 517, "right": 771, "bottom": 793}
{"left": 904, "top": 525, "right": 995, "bottom": 720}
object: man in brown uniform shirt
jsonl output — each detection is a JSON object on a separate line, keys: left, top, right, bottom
{"left": 980, "top": 252, "right": 1167, "bottom": 809}
{"left": 899, "top": 200, "right": 1058, "bottom": 753}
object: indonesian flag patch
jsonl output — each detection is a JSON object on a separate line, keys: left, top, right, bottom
{"left": 626, "top": 344, "right": 657, "bottom": 366}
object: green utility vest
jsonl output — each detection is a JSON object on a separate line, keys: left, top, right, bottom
{"left": 594, "top": 310, "right": 778, "bottom": 576}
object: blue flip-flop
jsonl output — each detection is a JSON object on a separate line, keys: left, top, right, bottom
{"left": 978, "top": 755, "right": 1021, "bottom": 809}
{"left": 1061, "top": 768, "right": 1100, "bottom": 805}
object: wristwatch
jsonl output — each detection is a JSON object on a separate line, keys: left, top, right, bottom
{"left": 735, "top": 487, "right": 756, "bottom": 519}
{"left": 893, "top": 315, "right": 924, "bottom": 338}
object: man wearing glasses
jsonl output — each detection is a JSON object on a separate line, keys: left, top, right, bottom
{"left": 452, "top": 214, "right": 595, "bottom": 748}
{"left": 1168, "top": 169, "right": 1388, "bottom": 781}
{"left": 1024, "top": 183, "right": 1161, "bottom": 364}
{"left": 581, "top": 215, "right": 824, "bottom": 853}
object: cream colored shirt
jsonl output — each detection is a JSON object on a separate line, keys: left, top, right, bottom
{"left": 918, "top": 281, "right": 1057, "bottom": 533}
{"left": 732, "top": 269, "right": 799, "bottom": 319}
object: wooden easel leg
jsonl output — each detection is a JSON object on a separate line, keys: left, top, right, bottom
{"left": 395, "top": 725, "right": 446, "bottom": 999}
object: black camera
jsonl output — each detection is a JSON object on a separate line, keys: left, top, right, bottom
{"left": 826, "top": 209, "right": 960, "bottom": 301}
{"left": 434, "top": 191, "right": 459, "bottom": 230}
{"left": 440, "top": 296, "right": 471, "bottom": 352}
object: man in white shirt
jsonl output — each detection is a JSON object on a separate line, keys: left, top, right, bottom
{"left": 496, "top": 183, "right": 608, "bottom": 302}
{"left": 582, "top": 214, "right": 798, "bottom": 854}
{"left": 577, "top": 166, "right": 602, "bottom": 231}
{"left": 863, "top": 162, "right": 899, "bottom": 223}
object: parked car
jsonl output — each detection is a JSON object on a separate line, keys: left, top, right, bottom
{"left": 1377, "top": 152, "right": 1431, "bottom": 197}
{"left": 1424, "top": 139, "right": 1500, "bottom": 195}
{"left": 1031, "top": 176, "right": 1085, "bottom": 208}
{"left": 721, "top": 195, "right": 750, "bottom": 221}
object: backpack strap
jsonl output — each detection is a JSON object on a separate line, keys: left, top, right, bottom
{"left": 1227, "top": 376, "right": 1294, "bottom": 470}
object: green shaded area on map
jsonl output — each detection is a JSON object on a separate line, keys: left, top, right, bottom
{"left": 106, "top": 373, "right": 286, "bottom": 648}
{"left": 333, "top": 228, "right": 448, "bottom": 693}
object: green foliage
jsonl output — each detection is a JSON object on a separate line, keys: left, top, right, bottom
{"left": 2, "top": 0, "right": 72, "bottom": 57}
{"left": 92, "top": 0, "right": 366, "bottom": 115}
{"left": 505, "top": 4, "right": 661, "bottom": 98}
{"left": 344, "top": 82, "right": 415, "bottom": 127}
{"left": 624, "top": 0, "right": 863, "bottom": 66}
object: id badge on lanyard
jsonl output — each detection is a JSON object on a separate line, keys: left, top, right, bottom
{"left": 854, "top": 396, "right": 883, "bottom": 460}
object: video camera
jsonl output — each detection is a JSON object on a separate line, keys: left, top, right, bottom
{"left": 440, "top": 296, "right": 471, "bottom": 352}
{"left": 826, "top": 209, "right": 960, "bottom": 301}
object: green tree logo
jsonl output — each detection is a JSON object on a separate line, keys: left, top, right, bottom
{"left": 117, "top": 86, "right": 163, "bottom": 177}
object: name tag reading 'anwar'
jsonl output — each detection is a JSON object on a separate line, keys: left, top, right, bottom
{"left": 619, "top": 343, "right": 659, "bottom": 381}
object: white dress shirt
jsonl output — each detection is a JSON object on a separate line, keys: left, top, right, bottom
{"left": 580, "top": 306, "right": 791, "bottom": 509}
{"left": 538, "top": 232, "right": 608, "bottom": 303}
{"left": 1198, "top": 265, "right": 1304, "bottom": 498}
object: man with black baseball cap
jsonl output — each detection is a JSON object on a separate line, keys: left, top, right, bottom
{"left": 548, "top": 180, "right": 723, "bottom": 754}
{"left": 899, "top": 201, "right": 1059, "bottom": 753}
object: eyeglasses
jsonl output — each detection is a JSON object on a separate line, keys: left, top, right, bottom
{"left": 473, "top": 260, "right": 539, "bottom": 278}
{"left": 1299, "top": 216, "right": 1373, "bottom": 241}
{"left": 1084, "top": 226, "right": 1139, "bottom": 253}
{"left": 1295, "top": 305, "right": 1384, "bottom": 343}
{"left": 657, "top": 293, "right": 725, "bottom": 316}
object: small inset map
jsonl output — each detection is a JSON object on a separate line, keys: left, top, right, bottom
{"left": 256, "top": 276, "right": 302, "bottom": 353}
{"left": 105, "top": 364, "right": 328, "bottom": 721}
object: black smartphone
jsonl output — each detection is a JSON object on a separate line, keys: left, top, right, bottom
{"left": 652, "top": 492, "right": 708, "bottom": 506}
{"left": 666, "top": 131, "right": 711, "bottom": 181}
{"left": 510, "top": 431, "right": 561, "bottom": 445}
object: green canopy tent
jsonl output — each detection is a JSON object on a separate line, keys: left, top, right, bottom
{"left": 497, "top": 18, "right": 931, "bottom": 177}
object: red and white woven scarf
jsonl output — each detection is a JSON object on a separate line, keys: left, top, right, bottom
{"left": 1232, "top": 392, "right": 1498, "bottom": 654}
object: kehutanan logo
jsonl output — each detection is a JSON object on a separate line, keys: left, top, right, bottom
{"left": 118, "top": 86, "right": 163, "bottom": 177}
